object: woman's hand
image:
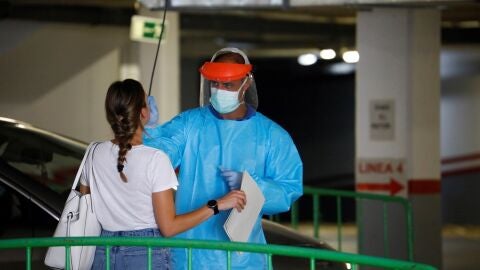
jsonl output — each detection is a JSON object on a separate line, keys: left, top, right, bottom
{"left": 217, "top": 190, "right": 247, "bottom": 212}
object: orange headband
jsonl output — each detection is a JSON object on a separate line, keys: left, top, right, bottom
{"left": 199, "top": 62, "right": 252, "bottom": 82}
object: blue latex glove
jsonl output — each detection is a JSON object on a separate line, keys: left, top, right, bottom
{"left": 220, "top": 168, "right": 243, "bottom": 190}
{"left": 146, "top": 96, "right": 159, "bottom": 127}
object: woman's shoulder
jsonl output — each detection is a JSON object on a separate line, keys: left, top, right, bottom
{"left": 140, "top": 145, "right": 170, "bottom": 160}
{"left": 140, "top": 145, "right": 175, "bottom": 171}
{"left": 90, "top": 140, "right": 113, "bottom": 153}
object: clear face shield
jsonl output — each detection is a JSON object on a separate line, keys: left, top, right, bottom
{"left": 199, "top": 48, "right": 259, "bottom": 110}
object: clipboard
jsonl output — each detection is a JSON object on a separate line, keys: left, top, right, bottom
{"left": 223, "top": 171, "right": 265, "bottom": 242}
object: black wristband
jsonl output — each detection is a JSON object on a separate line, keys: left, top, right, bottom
{"left": 207, "top": 200, "right": 219, "bottom": 215}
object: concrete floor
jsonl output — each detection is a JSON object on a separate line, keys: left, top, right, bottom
{"left": 442, "top": 225, "right": 480, "bottom": 270}
{"left": 293, "top": 223, "right": 480, "bottom": 270}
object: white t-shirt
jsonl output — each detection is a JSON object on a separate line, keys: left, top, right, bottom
{"left": 80, "top": 141, "right": 178, "bottom": 231}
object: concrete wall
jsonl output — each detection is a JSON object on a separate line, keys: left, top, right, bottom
{"left": 440, "top": 47, "right": 480, "bottom": 224}
{"left": 137, "top": 10, "right": 180, "bottom": 124}
{"left": 0, "top": 19, "right": 131, "bottom": 142}
{"left": 441, "top": 47, "right": 480, "bottom": 156}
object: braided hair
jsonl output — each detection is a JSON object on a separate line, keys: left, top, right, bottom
{"left": 105, "top": 79, "right": 147, "bottom": 182}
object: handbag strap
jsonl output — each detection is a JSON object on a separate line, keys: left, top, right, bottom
{"left": 71, "top": 141, "right": 99, "bottom": 190}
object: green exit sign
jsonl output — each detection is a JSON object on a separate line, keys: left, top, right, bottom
{"left": 130, "top": 15, "right": 167, "bottom": 44}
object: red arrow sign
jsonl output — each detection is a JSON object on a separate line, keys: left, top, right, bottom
{"left": 356, "top": 178, "right": 404, "bottom": 196}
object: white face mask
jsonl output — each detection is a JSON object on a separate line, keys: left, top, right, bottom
{"left": 209, "top": 78, "right": 248, "bottom": 114}
{"left": 210, "top": 88, "right": 241, "bottom": 114}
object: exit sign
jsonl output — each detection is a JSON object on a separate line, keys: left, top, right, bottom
{"left": 130, "top": 15, "right": 167, "bottom": 44}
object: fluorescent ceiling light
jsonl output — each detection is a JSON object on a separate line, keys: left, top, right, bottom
{"left": 319, "top": 49, "right": 336, "bottom": 60}
{"left": 298, "top": 53, "right": 317, "bottom": 66}
{"left": 342, "top": 50, "right": 359, "bottom": 63}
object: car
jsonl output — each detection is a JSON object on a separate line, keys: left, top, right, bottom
{"left": 0, "top": 117, "right": 347, "bottom": 270}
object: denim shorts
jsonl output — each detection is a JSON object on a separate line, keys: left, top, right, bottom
{"left": 91, "top": 228, "right": 170, "bottom": 270}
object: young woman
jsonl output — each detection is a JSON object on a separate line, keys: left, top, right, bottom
{"left": 79, "top": 79, "right": 246, "bottom": 270}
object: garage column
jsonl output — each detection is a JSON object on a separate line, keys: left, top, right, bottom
{"left": 356, "top": 8, "right": 441, "bottom": 267}
{"left": 138, "top": 8, "right": 181, "bottom": 122}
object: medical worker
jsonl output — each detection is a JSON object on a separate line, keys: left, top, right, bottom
{"left": 144, "top": 47, "right": 303, "bottom": 269}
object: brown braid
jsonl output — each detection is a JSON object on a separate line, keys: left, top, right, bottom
{"left": 105, "top": 79, "right": 147, "bottom": 182}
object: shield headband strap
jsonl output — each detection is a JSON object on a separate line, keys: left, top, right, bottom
{"left": 199, "top": 62, "right": 252, "bottom": 82}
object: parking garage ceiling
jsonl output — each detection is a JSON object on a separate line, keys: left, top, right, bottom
{"left": 0, "top": 0, "right": 479, "bottom": 58}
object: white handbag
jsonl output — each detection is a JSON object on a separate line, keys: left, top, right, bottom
{"left": 45, "top": 142, "right": 101, "bottom": 270}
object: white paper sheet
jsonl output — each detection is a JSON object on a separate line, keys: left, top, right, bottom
{"left": 224, "top": 171, "right": 265, "bottom": 242}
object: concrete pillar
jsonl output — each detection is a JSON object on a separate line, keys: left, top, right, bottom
{"left": 138, "top": 8, "right": 181, "bottom": 122}
{"left": 356, "top": 8, "right": 442, "bottom": 268}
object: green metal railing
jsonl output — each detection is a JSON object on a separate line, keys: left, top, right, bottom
{"left": 286, "top": 187, "right": 414, "bottom": 261}
{"left": 0, "top": 237, "right": 436, "bottom": 270}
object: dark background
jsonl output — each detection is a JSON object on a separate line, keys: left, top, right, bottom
{"left": 253, "top": 57, "right": 355, "bottom": 187}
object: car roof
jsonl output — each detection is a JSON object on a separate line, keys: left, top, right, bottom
{"left": 0, "top": 116, "right": 88, "bottom": 221}
{"left": 0, "top": 117, "right": 87, "bottom": 149}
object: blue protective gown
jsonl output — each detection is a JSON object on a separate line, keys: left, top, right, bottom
{"left": 144, "top": 105, "right": 303, "bottom": 270}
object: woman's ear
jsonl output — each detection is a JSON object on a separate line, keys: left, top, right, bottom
{"left": 140, "top": 106, "right": 150, "bottom": 124}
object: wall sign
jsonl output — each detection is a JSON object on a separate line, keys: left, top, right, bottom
{"left": 370, "top": 99, "right": 395, "bottom": 141}
{"left": 356, "top": 158, "right": 406, "bottom": 197}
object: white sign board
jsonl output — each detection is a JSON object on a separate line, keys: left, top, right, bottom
{"left": 370, "top": 100, "right": 395, "bottom": 141}
{"left": 130, "top": 15, "right": 166, "bottom": 44}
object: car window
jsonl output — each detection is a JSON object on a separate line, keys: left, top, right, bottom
{"left": 0, "top": 181, "right": 57, "bottom": 238}
{"left": 0, "top": 181, "right": 56, "bottom": 269}
{"left": 0, "top": 125, "right": 84, "bottom": 196}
